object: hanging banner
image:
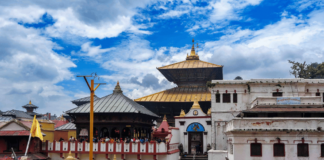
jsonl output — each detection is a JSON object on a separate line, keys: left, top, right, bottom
{"left": 277, "top": 97, "right": 301, "bottom": 105}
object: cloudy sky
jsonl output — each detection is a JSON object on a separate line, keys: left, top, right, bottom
{"left": 0, "top": 0, "right": 324, "bottom": 115}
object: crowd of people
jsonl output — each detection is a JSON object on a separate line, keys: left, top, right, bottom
{"left": 61, "top": 136, "right": 167, "bottom": 144}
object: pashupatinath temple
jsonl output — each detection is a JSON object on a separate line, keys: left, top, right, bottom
{"left": 135, "top": 39, "right": 223, "bottom": 126}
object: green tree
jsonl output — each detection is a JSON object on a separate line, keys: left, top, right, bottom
{"left": 288, "top": 60, "right": 309, "bottom": 78}
{"left": 289, "top": 61, "right": 324, "bottom": 78}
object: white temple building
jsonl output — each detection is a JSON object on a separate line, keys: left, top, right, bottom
{"left": 208, "top": 78, "right": 324, "bottom": 160}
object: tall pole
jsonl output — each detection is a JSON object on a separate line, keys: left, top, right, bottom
{"left": 89, "top": 79, "right": 94, "bottom": 160}
{"left": 77, "top": 75, "right": 105, "bottom": 160}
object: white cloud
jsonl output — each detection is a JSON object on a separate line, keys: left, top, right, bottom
{"left": 0, "top": 13, "right": 76, "bottom": 115}
{"left": 203, "top": 10, "right": 324, "bottom": 80}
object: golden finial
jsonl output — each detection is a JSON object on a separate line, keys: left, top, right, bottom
{"left": 29, "top": 100, "right": 32, "bottom": 105}
{"left": 192, "top": 38, "right": 194, "bottom": 43}
{"left": 163, "top": 114, "right": 167, "bottom": 121}
{"left": 179, "top": 109, "right": 186, "bottom": 117}
{"left": 207, "top": 108, "right": 211, "bottom": 116}
{"left": 113, "top": 81, "right": 123, "bottom": 94}
{"left": 191, "top": 97, "right": 201, "bottom": 109}
{"left": 60, "top": 114, "right": 64, "bottom": 121}
{"left": 65, "top": 151, "right": 75, "bottom": 160}
{"left": 186, "top": 39, "right": 199, "bottom": 60}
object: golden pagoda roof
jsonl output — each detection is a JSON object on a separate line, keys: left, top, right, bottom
{"left": 158, "top": 59, "right": 222, "bottom": 69}
{"left": 134, "top": 86, "right": 211, "bottom": 102}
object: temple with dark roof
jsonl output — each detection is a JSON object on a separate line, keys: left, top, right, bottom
{"left": 66, "top": 82, "right": 159, "bottom": 139}
{"left": 135, "top": 39, "right": 223, "bottom": 126}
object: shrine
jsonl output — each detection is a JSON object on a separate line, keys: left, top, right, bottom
{"left": 175, "top": 97, "right": 211, "bottom": 155}
{"left": 66, "top": 82, "right": 159, "bottom": 140}
{"left": 135, "top": 39, "right": 223, "bottom": 126}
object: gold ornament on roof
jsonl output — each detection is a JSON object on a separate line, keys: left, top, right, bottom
{"left": 113, "top": 81, "right": 123, "bottom": 94}
{"left": 186, "top": 39, "right": 199, "bottom": 60}
{"left": 179, "top": 109, "right": 186, "bottom": 117}
{"left": 207, "top": 108, "right": 211, "bottom": 116}
{"left": 29, "top": 100, "right": 32, "bottom": 104}
{"left": 191, "top": 97, "right": 201, "bottom": 109}
{"left": 163, "top": 115, "right": 167, "bottom": 121}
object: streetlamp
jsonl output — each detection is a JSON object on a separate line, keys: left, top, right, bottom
{"left": 77, "top": 74, "right": 106, "bottom": 160}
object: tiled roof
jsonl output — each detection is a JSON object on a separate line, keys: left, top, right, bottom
{"left": 158, "top": 60, "right": 222, "bottom": 69}
{"left": 55, "top": 122, "right": 76, "bottom": 130}
{"left": 72, "top": 95, "right": 99, "bottom": 103}
{"left": 135, "top": 86, "right": 211, "bottom": 102}
{"left": 2, "top": 110, "right": 33, "bottom": 119}
{"left": 0, "top": 130, "right": 30, "bottom": 136}
{"left": 52, "top": 120, "right": 69, "bottom": 128}
{"left": 67, "top": 92, "right": 158, "bottom": 117}
{"left": 0, "top": 116, "right": 12, "bottom": 122}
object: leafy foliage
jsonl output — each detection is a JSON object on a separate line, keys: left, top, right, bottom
{"left": 288, "top": 60, "right": 324, "bottom": 78}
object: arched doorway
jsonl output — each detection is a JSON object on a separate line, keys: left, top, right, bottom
{"left": 111, "top": 127, "right": 120, "bottom": 138}
{"left": 121, "top": 128, "right": 131, "bottom": 139}
{"left": 100, "top": 128, "right": 109, "bottom": 138}
{"left": 186, "top": 123, "right": 205, "bottom": 154}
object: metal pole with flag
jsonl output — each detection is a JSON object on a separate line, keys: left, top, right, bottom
{"left": 23, "top": 115, "right": 44, "bottom": 157}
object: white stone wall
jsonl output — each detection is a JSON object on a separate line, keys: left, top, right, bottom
{"left": 210, "top": 78, "right": 324, "bottom": 150}
{"left": 211, "top": 78, "right": 324, "bottom": 150}
{"left": 227, "top": 131, "right": 324, "bottom": 160}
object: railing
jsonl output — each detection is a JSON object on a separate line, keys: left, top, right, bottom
{"left": 42, "top": 141, "right": 171, "bottom": 155}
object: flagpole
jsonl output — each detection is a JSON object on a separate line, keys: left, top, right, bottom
{"left": 25, "top": 132, "right": 32, "bottom": 156}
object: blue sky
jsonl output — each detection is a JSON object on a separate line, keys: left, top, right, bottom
{"left": 0, "top": 0, "right": 324, "bottom": 115}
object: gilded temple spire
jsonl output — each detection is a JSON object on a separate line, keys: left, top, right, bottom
{"left": 186, "top": 39, "right": 199, "bottom": 60}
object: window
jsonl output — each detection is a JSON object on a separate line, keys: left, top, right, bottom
{"left": 223, "top": 94, "right": 231, "bottom": 103}
{"left": 273, "top": 92, "right": 283, "bottom": 97}
{"left": 273, "top": 143, "right": 285, "bottom": 157}
{"left": 229, "top": 143, "right": 233, "bottom": 154}
{"left": 321, "top": 144, "right": 324, "bottom": 157}
{"left": 251, "top": 143, "right": 262, "bottom": 156}
{"left": 215, "top": 94, "right": 220, "bottom": 103}
{"left": 233, "top": 93, "right": 237, "bottom": 103}
{"left": 268, "top": 113, "right": 278, "bottom": 117}
{"left": 316, "top": 92, "right": 320, "bottom": 96}
{"left": 297, "top": 143, "right": 308, "bottom": 157}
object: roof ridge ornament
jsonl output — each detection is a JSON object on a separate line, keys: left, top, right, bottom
{"left": 186, "top": 39, "right": 199, "bottom": 60}
{"left": 163, "top": 114, "right": 167, "bottom": 121}
{"left": 179, "top": 109, "right": 186, "bottom": 117}
{"left": 207, "top": 108, "right": 211, "bottom": 116}
{"left": 191, "top": 96, "right": 201, "bottom": 109}
{"left": 29, "top": 100, "right": 32, "bottom": 104}
{"left": 113, "top": 81, "right": 123, "bottom": 94}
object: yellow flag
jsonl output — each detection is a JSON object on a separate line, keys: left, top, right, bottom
{"left": 30, "top": 115, "right": 43, "bottom": 141}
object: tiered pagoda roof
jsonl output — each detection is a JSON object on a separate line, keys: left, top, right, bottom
{"left": 66, "top": 82, "right": 158, "bottom": 118}
{"left": 135, "top": 39, "right": 222, "bottom": 102}
{"left": 135, "top": 86, "right": 211, "bottom": 102}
